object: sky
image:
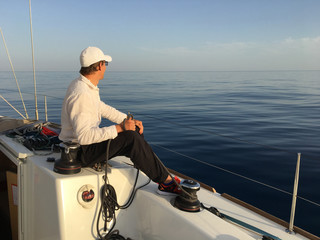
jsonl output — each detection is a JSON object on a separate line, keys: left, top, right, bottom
{"left": 0, "top": 0, "right": 320, "bottom": 71}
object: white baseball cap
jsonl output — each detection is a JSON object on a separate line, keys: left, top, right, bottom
{"left": 80, "top": 46, "right": 112, "bottom": 67}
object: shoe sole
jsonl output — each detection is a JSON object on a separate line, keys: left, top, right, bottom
{"left": 156, "top": 188, "right": 180, "bottom": 196}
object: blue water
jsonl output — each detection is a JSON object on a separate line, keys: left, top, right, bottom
{"left": 1, "top": 71, "right": 320, "bottom": 236}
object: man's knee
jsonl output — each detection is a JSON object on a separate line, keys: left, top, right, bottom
{"left": 119, "top": 130, "right": 141, "bottom": 143}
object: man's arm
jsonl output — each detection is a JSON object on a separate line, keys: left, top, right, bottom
{"left": 100, "top": 101, "right": 144, "bottom": 134}
{"left": 99, "top": 101, "right": 127, "bottom": 124}
{"left": 67, "top": 93, "right": 120, "bottom": 145}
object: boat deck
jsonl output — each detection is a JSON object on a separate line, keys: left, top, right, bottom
{"left": 0, "top": 131, "right": 317, "bottom": 239}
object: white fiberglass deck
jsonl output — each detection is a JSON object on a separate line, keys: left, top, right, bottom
{"left": 0, "top": 134, "right": 311, "bottom": 239}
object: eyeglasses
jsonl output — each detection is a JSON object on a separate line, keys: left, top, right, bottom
{"left": 104, "top": 61, "right": 108, "bottom": 66}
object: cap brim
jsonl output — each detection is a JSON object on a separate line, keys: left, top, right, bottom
{"left": 105, "top": 55, "right": 112, "bottom": 62}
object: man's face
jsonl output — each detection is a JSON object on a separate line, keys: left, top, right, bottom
{"left": 100, "top": 61, "right": 107, "bottom": 79}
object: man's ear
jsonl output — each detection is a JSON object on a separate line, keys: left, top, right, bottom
{"left": 97, "top": 62, "right": 103, "bottom": 71}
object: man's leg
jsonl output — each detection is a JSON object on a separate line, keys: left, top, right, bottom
{"left": 81, "top": 130, "right": 168, "bottom": 183}
{"left": 108, "top": 131, "right": 168, "bottom": 183}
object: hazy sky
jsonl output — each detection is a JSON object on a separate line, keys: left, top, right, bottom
{"left": 0, "top": 0, "right": 319, "bottom": 71}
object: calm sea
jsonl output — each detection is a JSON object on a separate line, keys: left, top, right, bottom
{"left": 1, "top": 71, "right": 320, "bottom": 236}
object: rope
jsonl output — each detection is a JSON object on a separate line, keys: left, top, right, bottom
{"left": 5, "top": 122, "right": 61, "bottom": 154}
{"left": 201, "top": 203, "right": 281, "bottom": 240}
{"left": 97, "top": 139, "right": 150, "bottom": 239}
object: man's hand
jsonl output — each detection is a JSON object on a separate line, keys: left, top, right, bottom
{"left": 134, "top": 119, "right": 144, "bottom": 134}
{"left": 124, "top": 119, "right": 136, "bottom": 131}
{"left": 116, "top": 118, "right": 144, "bottom": 134}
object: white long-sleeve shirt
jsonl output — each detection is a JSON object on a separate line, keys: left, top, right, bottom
{"left": 59, "top": 75, "right": 127, "bottom": 145}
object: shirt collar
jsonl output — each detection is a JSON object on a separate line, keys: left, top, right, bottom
{"left": 79, "top": 74, "right": 99, "bottom": 91}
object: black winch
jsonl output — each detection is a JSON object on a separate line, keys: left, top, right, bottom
{"left": 53, "top": 142, "right": 82, "bottom": 174}
{"left": 174, "top": 179, "right": 201, "bottom": 212}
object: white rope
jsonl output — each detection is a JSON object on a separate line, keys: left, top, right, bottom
{"left": 29, "top": 0, "right": 38, "bottom": 120}
{"left": 0, "top": 94, "right": 26, "bottom": 119}
{"left": 0, "top": 28, "right": 29, "bottom": 119}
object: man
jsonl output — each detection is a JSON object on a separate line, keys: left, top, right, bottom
{"left": 59, "top": 46, "right": 180, "bottom": 195}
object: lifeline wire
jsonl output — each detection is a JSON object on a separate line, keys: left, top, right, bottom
{"left": 151, "top": 142, "right": 320, "bottom": 208}
{"left": 140, "top": 113, "right": 320, "bottom": 161}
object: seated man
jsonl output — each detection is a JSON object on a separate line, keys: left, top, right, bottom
{"left": 59, "top": 46, "right": 180, "bottom": 195}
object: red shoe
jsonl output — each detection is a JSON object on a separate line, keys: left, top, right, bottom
{"left": 157, "top": 176, "right": 182, "bottom": 196}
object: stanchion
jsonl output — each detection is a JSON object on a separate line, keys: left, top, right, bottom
{"left": 287, "top": 152, "right": 301, "bottom": 234}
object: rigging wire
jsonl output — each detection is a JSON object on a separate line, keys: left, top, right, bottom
{"left": 0, "top": 88, "right": 62, "bottom": 101}
{"left": 28, "top": 0, "right": 39, "bottom": 120}
{"left": 0, "top": 28, "right": 29, "bottom": 119}
{"left": 0, "top": 94, "right": 26, "bottom": 119}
